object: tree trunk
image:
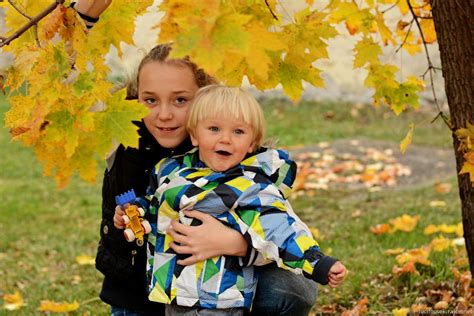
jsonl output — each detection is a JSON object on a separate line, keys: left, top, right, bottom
{"left": 431, "top": 0, "right": 474, "bottom": 275}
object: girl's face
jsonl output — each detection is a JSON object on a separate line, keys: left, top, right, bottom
{"left": 138, "top": 61, "right": 199, "bottom": 149}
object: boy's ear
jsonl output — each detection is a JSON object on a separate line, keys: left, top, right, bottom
{"left": 247, "top": 140, "right": 256, "bottom": 153}
{"left": 190, "top": 132, "right": 199, "bottom": 147}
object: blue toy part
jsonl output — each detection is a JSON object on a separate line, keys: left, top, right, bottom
{"left": 115, "top": 189, "right": 137, "bottom": 206}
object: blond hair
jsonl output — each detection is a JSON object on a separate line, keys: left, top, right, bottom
{"left": 126, "top": 43, "right": 217, "bottom": 99}
{"left": 186, "top": 85, "right": 265, "bottom": 148}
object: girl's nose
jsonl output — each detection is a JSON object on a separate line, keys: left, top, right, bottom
{"left": 157, "top": 104, "right": 173, "bottom": 120}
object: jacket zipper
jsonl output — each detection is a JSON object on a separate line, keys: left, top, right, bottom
{"left": 131, "top": 250, "right": 137, "bottom": 266}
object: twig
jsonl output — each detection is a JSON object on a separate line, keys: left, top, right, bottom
{"left": 381, "top": 0, "right": 400, "bottom": 14}
{"left": 264, "top": 0, "right": 278, "bottom": 21}
{"left": 0, "top": 0, "right": 65, "bottom": 47}
{"left": 8, "top": 0, "right": 32, "bottom": 19}
{"left": 406, "top": 0, "right": 450, "bottom": 129}
{"left": 394, "top": 19, "right": 414, "bottom": 54}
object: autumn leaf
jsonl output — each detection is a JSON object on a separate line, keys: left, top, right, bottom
{"left": 434, "top": 182, "right": 452, "bottom": 194}
{"left": 429, "top": 236, "right": 452, "bottom": 252}
{"left": 353, "top": 37, "right": 382, "bottom": 68}
{"left": 76, "top": 254, "right": 95, "bottom": 265}
{"left": 390, "top": 214, "right": 420, "bottom": 232}
{"left": 429, "top": 200, "right": 446, "bottom": 208}
{"left": 341, "top": 296, "right": 369, "bottom": 316}
{"left": 392, "top": 261, "right": 418, "bottom": 276}
{"left": 370, "top": 223, "right": 391, "bottom": 235}
{"left": 400, "top": 123, "right": 414, "bottom": 154}
{"left": 3, "top": 291, "right": 25, "bottom": 311}
{"left": 392, "top": 307, "right": 409, "bottom": 316}
{"left": 396, "top": 247, "right": 431, "bottom": 266}
{"left": 385, "top": 248, "right": 405, "bottom": 256}
{"left": 420, "top": 19, "right": 436, "bottom": 43}
{"left": 38, "top": 300, "right": 80, "bottom": 313}
{"left": 309, "top": 227, "right": 322, "bottom": 239}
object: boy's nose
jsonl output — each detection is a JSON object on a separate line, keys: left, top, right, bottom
{"left": 219, "top": 132, "right": 231, "bottom": 143}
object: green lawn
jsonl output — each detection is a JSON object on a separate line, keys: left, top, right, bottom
{"left": 0, "top": 95, "right": 464, "bottom": 315}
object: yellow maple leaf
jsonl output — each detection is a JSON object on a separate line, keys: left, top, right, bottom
{"left": 424, "top": 224, "right": 439, "bottom": 235}
{"left": 309, "top": 227, "right": 322, "bottom": 240}
{"left": 400, "top": 123, "right": 415, "bottom": 154}
{"left": 392, "top": 307, "right": 410, "bottom": 316}
{"left": 385, "top": 248, "right": 405, "bottom": 256}
{"left": 3, "top": 291, "right": 25, "bottom": 311}
{"left": 76, "top": 254, "right": 95, "bottom": 265}
{"left": 420, "top": 19, "right": 436, "bottom": 44}
{"left": 396, "top": 247, "right": 431, "bottom": 266}
{"left": 376, "top": 10, "right": 395, "bottom": 46}
{"left": 38, "top": 300, "right": 80, "bottom": 313}
{"left": 429, "top": 200, "right": 446, "bottom": 208}
{"left": 390, "top": 214, "right": 420, "bottom": 232}
{"left": 430, "top": 236, "right": 452, "bottom": 252}
{"left": 353, "top": 37, "right": 382, "bottom": 68}
{"left": 459, "top": 160, "right": 474, "bottom": 184}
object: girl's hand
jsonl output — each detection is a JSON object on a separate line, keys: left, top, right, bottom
{"left": 167, "top": 210, "right": 248, "bottom": 266}
{"left": 113, "top": 205, "right": 125, "bottom": 229}
{"left": 327, "top": 261, "right": 347, "bottom": 288}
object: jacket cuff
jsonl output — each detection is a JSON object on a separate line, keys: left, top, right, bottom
{"left": 311, "top": 256, "right": 338, "bottom": 285}
{"left": 239, "top": 247, "right": 258, "bottom": 267}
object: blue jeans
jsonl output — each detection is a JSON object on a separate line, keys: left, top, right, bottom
{"left": 250, "top": 263, "right": 318, "bottom": 316}
{"left": 111, "top": 263, "right": 317, "bottom": 316}
{"left": 111, "top": 306, "right": 161, "bottom": 316}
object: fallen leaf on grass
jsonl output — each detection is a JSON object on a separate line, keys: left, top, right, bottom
{"left": 341, "top": 296, "right": 368, "bottom": 316}
{"left": 38, "top": 300, "right": 79, "bottom": 312}
{"left": 309, "top": 227, "right": 322, "bottom": 239}
{"left": 396, "top": 247, "right": 432, "bottom": 266}
{"left": 429, "top": 200, "right": 446, "bottom": 208}
{"left": 385, "top": 248, "right": 405, "bottom": 255}
{"left": 433, "top": 301, "right": 449, "bottom": 310}
{"left": 370, "top": 223, "right": 391, "bottom": 235}
{"left": 424, "top": 223, "right": 463, "bottom": 236}
{"left": 75, "top": 254, "right": 95, "bottom": 265}
{"left": 390, "top": 214, "right": 420, "bottom": 232}
{"left": 434, "top": 182, "right": 452, "bottom": 194}
{"left": 392, "top": 307, "right": 409, "bottom": 316}
{"left": 3, "top": 291, "right": 25, "bottom": 311}
{"left": 392, "top": 261, "right": 419, "bottom": 276}
{"left": 429, "top": 236, "right": 452, "bottom": 252}
{"left": 410, "top": 304, "right": 431, "bottom": 313}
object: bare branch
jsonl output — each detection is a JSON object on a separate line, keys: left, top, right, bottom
{"left": 395, "top": 19, "right": 414, "bottom": 54}
{"left": 0, "top": 0, "right": 66, "bottom": 47}
{"left": 407, "top": 0, "right": 450, "bottom": 129}
{"left": 381, "top": 0, "right": 401, "bottom": 14}
{"left": 264, "top": 0, "right": 279, "bottom": 21}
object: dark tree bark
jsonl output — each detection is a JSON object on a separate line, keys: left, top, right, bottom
{"left": 431, "top": 0, "right": 474, "bottom": 275}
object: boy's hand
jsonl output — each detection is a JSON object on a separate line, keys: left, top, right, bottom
{"left": 328, "top": 261, "right": 347, "bottom": 288}
{"left": 113, "top": 205, "right": 125, "bottom": 229}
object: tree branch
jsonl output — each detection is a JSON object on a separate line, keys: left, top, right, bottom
{"left": 264, "top": 0, "right": 278, "bottom": 21}
{"left": 8, "top": 0, "right": 32, "bottom": 20}
{"left": 407, "top": 0, "right": 450, "bottom": 129}
{"left": 0, "top": 0, "right": 66, "bottom": 47}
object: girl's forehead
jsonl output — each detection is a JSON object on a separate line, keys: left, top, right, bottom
{"left": 138, "top": 62, "right": 198, "bottom": 93}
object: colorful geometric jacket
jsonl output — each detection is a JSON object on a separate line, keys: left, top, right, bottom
{"left": 141, "top": 148, "right": 336, "bottom": 310}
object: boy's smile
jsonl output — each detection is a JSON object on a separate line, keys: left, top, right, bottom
{"left": 191, "top": 116, "right": 256, "bottom": 172}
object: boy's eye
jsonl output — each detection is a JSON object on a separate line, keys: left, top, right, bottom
{"left": 175, "top": 97, "right": 188, "bottom": 105}
{"left": 234, "top": 129, "right": 245, "bottom": 135}
{"left": 209, "top": 126, "right": 219, "bottom": 132}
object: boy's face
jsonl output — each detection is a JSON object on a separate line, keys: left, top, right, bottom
{"left": 191, "top": 115, "right": 256, "bottom": 172}
{"left": 139, "top": 61, "right": 199, "bottom": 149}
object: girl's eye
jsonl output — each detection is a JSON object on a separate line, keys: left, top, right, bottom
{"left": 209, "top": 126, "right": 219, "bottom": 132}
{"left": 175, "top": 97, "right": 188, "bottom": 105}
{"left": 234, "top": 129, "right": 245, "bottom": 135}
{"left": 144, "top": 98, "right": 157, "bottom": 106}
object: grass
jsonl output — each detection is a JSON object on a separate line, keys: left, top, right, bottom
{"left": 0, "top": 96, "right": 464, "bottom": 315}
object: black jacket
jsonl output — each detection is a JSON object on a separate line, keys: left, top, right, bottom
{"left": 95, "top": 121, "right": 193, "bottom": 313}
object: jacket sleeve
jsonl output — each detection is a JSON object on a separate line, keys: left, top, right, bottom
{"left": 230, "top": 182, "right": 337, "bottom": 285}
